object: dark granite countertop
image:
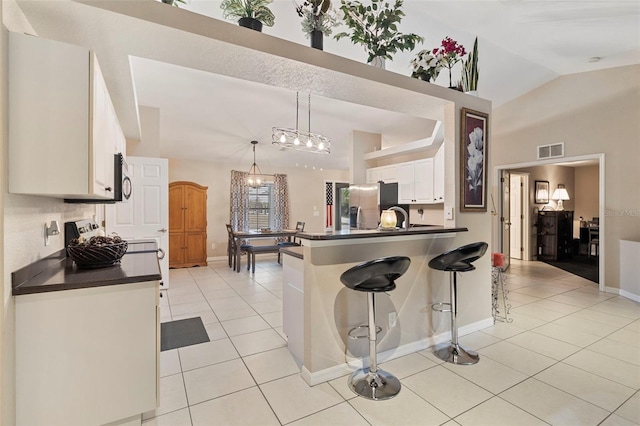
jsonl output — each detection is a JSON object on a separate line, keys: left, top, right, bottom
{"left": 12, "top": 249, "right": 162, "bottom": 296}
{"left": 297, "top": 226, "right": 467, "bottom": 240}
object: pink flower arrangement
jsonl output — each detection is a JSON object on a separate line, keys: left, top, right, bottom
{"left": 432, "top": 36, "right": 466, "bottom": 88}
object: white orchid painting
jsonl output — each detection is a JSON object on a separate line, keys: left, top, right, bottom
{"left": 461, "top": 109, "right": 488, "bottom": 212}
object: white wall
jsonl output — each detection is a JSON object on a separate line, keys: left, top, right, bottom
{"left": 492, "top": 65, "right": 640, "bottom": 289}
{"left": 575, "top": 165, "right": 599, "bottom": 222}
{"left": 169, "top": 158, "right": 349, "bottom": 258}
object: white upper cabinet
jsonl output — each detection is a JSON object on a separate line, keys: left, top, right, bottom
{"left": 433, "top": 144, "right": 445, "bottom": 203}
{"left": 398, "top": 159, "right": 433, "bottom": 204}
{"left": 365, "top": 164, "right": 397, "bottom": 184}
{"left": 9, "top": 32, "right": 120, "bottom": 199}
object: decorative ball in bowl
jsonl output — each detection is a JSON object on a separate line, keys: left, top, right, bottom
{"left": 67, "top": 235, "right": 128, "bottom": 269}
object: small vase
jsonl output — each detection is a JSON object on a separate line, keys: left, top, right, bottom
{"left": 238, "top": 17, "right": 262, "bottom": 32}
{"left": 370, "top": 56, "right": 385, "bottom": 69}
{"left": 465, "top": 90, "right": 479, "bottom": 96}
{"left": 310, "top": 30, "right": 323, "bottom": 50}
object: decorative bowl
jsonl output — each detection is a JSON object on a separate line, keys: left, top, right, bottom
{"left": 67, "top": 241, "right": 128, "bottom": 269}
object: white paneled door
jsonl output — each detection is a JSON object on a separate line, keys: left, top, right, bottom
{"left": 106, "top": 156, "right": 169, "bottom": 288}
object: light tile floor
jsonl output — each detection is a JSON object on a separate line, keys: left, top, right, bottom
{"left": 144, "top": 257, "right": 640, "bottom": 426}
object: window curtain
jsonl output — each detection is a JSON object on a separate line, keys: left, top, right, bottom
{"left": 229, "top": 170, "right": 249, "bottom": 231}
{"left": 273, "top": 174, "right": 290, "bottom": 241}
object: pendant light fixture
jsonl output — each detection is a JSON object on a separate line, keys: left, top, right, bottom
{"left": 272, "top": 92, "right": 331, "bottom": 154}
{"left": 245, "top": 140, "right": 273, "bottom": 188}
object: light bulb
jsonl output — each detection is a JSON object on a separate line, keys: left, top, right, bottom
{"left": 294, "top": 137, "right": 300, "bottom": 145}
{"left": 279, "top": 134, "right": 286, "bottom": 143}
{"left": 306, "top": 139, "right": 312, "bottom": 148}
{"left": 318, "top": 142, "right": 324, "bottom": 150}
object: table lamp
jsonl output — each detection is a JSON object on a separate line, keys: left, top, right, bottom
{"left": 380, "top": 210, "right": 397, "bottom": 229}
{"left": 552, "top": 184, "right": 570, "bottom": 211}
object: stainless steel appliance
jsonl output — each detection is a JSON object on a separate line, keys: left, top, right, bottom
{"left": 64, "top": 153, "right": 132, "bottom": 204}
{"left": 348, "top": 182, "right": 409, "bottom": 229}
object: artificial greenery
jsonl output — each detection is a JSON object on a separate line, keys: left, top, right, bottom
{"left": 334, "top": 0, "right": 423, "bottom": 63}
{"left": 220, "top": 0, "right": 276, "bottom": 27}
{"left": 461, "top": 37, "right": 479, "bottom": 91}
{"left": 297, "top": 0, "right": 339, "bottom": 36}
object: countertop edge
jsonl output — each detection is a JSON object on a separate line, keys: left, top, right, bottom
{"left": 297, "top": 226, "right": 468, "bottom": 240}
{"left": 12, "top": 273, "right": 162, "bottom": 296}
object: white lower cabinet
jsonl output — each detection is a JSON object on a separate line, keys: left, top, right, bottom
{"left": 15, "top": 281, "right": 159, "bottom": 426}
{"left": 398, "top": 159, "right": 434, "bottom": 204}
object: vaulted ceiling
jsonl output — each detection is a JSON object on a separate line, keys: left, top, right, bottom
{"left": 13, "top": 0, "right": 640, "bottom": 170}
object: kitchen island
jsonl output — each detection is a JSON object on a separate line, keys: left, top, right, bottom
{"left": 281, "top": 226, "right": 493, "bottom": 386}
{"left": 12, "top": 248, "right": 161, "bottom": 426}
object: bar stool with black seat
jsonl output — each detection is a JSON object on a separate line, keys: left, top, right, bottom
{"left": 429, "top": 242, "right": 488, "bottom": 365}
{"left": 340, "top": 256, "right": 411, "bottom": 400}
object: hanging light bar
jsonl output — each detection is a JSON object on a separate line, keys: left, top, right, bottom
{"left": 272, "top": 92, "right": 331, "bottom": 154}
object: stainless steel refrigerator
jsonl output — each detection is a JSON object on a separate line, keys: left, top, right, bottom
{"left": 348, "top": 182, "right": 408, "bottom": 229}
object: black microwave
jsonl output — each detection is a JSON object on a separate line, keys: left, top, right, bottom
{"left": 64, "top": 153, "right": 132, "bottom": 204}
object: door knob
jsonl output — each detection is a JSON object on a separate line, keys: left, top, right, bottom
{"left": 158, "top": 228, "right": 167, "bottom": 233}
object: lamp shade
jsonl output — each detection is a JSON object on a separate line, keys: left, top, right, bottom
{"left": 552, "top": 187, "right": 570, "bottom": 201}
{"left": 551, "top": 184, "right": 570, "bottom": 211}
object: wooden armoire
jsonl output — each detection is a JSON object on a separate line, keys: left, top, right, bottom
{"left": 169, "top": 181, "right": 208, "bottom": 268}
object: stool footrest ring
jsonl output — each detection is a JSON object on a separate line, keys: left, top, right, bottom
{"left": 348, "top": 325, "right": 383, "bottom": 339}
{"left": 431, "top": 302, "right": 452, "bottom": 313}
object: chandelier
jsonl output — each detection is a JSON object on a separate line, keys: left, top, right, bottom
{"left": 272, "top": 92, "right": 331, "bottom": 154}
{"left": 245, "top": 140, "right": 273, "bottom": 188}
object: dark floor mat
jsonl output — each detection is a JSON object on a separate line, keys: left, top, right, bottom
{"left": 161, "top": 317, "right": 209, "bottom": 351}
{"left": 542, "top": 255, "right": 599, "bottom": 284}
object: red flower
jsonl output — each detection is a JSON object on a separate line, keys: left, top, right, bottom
{"left": 432, "top": 36, "right": 466, "bottom": 87}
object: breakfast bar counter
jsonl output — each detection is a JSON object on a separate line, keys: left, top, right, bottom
{"left": 282, "top": 226, "right": 493, "bottom": 386}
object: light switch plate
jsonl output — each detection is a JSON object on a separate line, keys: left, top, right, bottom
{"left": 446, "top": 206, "right": 454, "bottom": 220}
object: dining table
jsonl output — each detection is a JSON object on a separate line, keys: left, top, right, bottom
{"left": 231, "top": 229, "right": 299, "bottom": 272}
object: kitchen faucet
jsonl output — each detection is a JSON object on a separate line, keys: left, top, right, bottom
{"left": 388, "top": 206, "right": 409, "bottom": 230}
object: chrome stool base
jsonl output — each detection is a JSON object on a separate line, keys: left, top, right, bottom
{"left": 433, "top": 342, "right": 479, "bottom": 365}
{"left": 348, "top": 368, "right": 401, "bottom": 400}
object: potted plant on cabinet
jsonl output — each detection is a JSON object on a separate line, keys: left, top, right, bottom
{"left": 161, "top": 0, "right": 187, "bottom": 6}
{"left": 220, "top": 0, "right": 275, "bottom": 32}
{"left": 432, "top": 36, "right": 466, "bottom": 88}
{"left": 296, "top": 0, "right": 339, "bottom": 50}
{"left": 410, "top": 50, "right": 444, "bottom": 82}
{"left": 461, "top": 37, "right": 479, "bottom": 93}
{"left": 334, "top": 0, "right": 423, "bottom": 68}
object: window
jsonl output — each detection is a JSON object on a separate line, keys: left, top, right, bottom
{"left": 247, "top": 183, "right": 274, "bottom": 230}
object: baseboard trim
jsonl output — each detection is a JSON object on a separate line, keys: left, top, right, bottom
{"left": 618, "top": 288, "right": 640, "bottom": 303}
{"left": 300, "top": 317, "right": 494, "bottom": 386}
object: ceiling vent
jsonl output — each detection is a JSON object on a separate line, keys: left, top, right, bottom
{"left": 537, "top": 142, "right": 564, "bottom": 160}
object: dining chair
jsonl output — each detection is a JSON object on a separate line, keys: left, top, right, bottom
{"left": 226, "top": 224, "right": 252, "bottom": 271}
{"left": 277, "top": 221, "right": 305, "bottom": 263}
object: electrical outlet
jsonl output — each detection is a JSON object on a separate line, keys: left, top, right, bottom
{"left": 211, "top": 243, "right": 216, "bottom": 249}
{"left": 388, "top": 311, "right": 397, "bottom": 328}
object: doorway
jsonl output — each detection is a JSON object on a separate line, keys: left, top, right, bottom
{"left": 509, "top": 173, "right": 528, "bottom": 260}
{"left": 334, "top": 182, "right": 350, "bottom": 231}
{"left": 495, "top": 154, "right": 604, "bottom": 290}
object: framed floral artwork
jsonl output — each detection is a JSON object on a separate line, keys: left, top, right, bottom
{"left": 460, "top": 108, "right": 489, "bottom": 212}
